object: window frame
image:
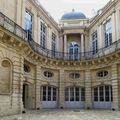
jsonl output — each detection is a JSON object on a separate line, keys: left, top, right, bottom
{"left": 92, "top": 31, "right": 98, "bottom": 54}
{"left": 24, "top": 9, "right": 33, "bottom": 39}
{"left": 104, "top": 19, "right": 112, "bottom": 48}
{"left": 40, "top": 22, "right": 46, "bottom": 49}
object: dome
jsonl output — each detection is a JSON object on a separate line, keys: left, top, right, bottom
{"left": 61, "top": 10, "right": 86, "bottom": 20}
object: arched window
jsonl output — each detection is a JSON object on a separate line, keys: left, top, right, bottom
{"left": 69, "top": 42, "right": 79, "bottom": 60}
{"left": 0, "top": 60, "right": 11, "bottom": 94}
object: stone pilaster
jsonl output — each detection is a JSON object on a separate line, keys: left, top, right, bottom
{"left": 47, "top": 26, "right": 52, "bottom": 50}
{"left": 112, "top": 11, "right": 116, "bottom": 42}
{"left": 37, "top": 15, "right": 40, "bottom": 44}
{"left": 98, "top": 25, "right": 103, "bottom": 49}
{"left": 19, "top": 56, "right": 24, "bottom": 113}
{"left": 35, "top": 65, "right": 41, "bottom": 109}
{"left": 16, "top": 0, "right": 25, "bottom": 27}
{"left": 85, "top": 70, "right": 92, "bottom": 109}
{"left": 115, "top": 9, "right": 120, "bottom": 41}
{"left": 59, "top": 69, "right": 65, "bottom": 108}
{"left": 111, "top": 64, "right": 119, "bottom": 110}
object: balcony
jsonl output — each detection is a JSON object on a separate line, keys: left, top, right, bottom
{"left": 0, "top": 12, "right": 120, "bottom": 61}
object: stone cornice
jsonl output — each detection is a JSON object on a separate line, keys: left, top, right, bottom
{"left": 29, "top": 0, "right": 60, "bottom": 31}
{"left": 1, "top": 27, "right": 120, "bottom": 70}
{"left": 89, "top": 0, "right": 118, "bottom": 28}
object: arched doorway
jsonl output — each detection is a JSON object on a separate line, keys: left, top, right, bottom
{"left": 64, "top": 87, "right": 85, "bottom": 108}
{"left": 22, "top": 84, "right": 29, "bottom": 109}
{"left": 93, "top": 85, "right": 113, "bottom": 109}
{"left": 41, "top": 86, "right": 58, "bottom": 108}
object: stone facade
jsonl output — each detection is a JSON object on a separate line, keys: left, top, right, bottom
{"left": 0, "top": 0, "right": 120, "bottom": 117}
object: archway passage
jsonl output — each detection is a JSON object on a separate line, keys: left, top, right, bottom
{"left": 22, "top": 84, "right": 29, "bottom": 109}
{"left": 41, "top": 86, "right": 57, "bottom": 108}
{"left": 64, "top": 87, "right": 85, "bottom": 108}
{"left": 93, "top": 85, "right": 113, "bottom": 109}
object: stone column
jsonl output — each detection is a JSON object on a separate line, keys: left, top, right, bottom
{"left": 85, "top": 70, "right": 92, "bottom": 109}
{"left": 111, "top": 64, "right": 119, "bottom": 110}
{"left": 81, "top": 34, "right": 84, "bottom": 53}
{"left": 59, "top": 69, "right": 65, "bottom": 108}
{"left": 112, "top": 11, "right": 116, "bottom": 42}
{"left": 35, "top": 65, "right": 41, "bottom": 109}
{"left": 64, "top": 34, "right": 67, "bottom": 53}
{"left": 59, "top": 35, "right": 63, "bottom": 52}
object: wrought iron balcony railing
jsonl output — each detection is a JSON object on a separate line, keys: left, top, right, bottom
{"left": 0, "top": 12, "right": 120, "bottom": 61}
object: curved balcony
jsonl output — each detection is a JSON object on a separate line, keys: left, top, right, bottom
{"left": 0, "top": 12, "right": 120, "bottom": 61}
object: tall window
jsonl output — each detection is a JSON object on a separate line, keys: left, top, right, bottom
{"left": 40, "top": 22, "right": 46, "bottom": 48}
{"left": 24, "top": 10, "right": 33, "bottom": 40}
{"left": 69, "top": 42, "right": 79, "bottom": 60}
{"left": 65, "top": 87, "right": 85, "bottom": 101}
{"left": 94, "top": 85, "right": 112, "bottom": 102}
{"left": 51, "top": 33, "right": 56, "bottom": 57}
{"left": 104, "top": 20, "right": 112, "bottom": 47}
{"left": 42, "top": 86, "right": 57, "bottom": 101}
{"left": 92, "top": 31, "right": 98, "bottom": 54}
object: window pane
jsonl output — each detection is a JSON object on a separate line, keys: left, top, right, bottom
{"left": 81, "top": 88, "right": 85, "bottom": 101}
{"left": 43, "top": 86, "right": 46, "bottom": 101}
{"left": 94, "top": 87, "right": 98, "bottom": 101}
{"left": 70, "top": 88, "right": 74, "bottom": 101}
{"left": 99, "top": 86, "right": 104, "bottom": 101}
{"left": 48, "top": 87, "right": 51, "bottom": 101}
{"left": 75, "top": 87, "right": 79, "bottom": 101}
{"left": 65, "top": 88, "right": 69, "bottom": 101}
{"left": 105, "top": 86, "right": 110, "bottom": 101}
{"left": 53, "top": 88, "right": 56, "bottom": 101}
{"left": 111, "top": 86, "right": 113, "bottom": 102}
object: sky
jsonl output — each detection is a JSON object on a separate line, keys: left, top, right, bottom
{"left": 38, "top": 0, "right": 110, "bottom": 22}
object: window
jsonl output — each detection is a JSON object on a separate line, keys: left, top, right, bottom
{"left": 94, "top": 85, "right": 112, "bottom": 102}
{"left": 97, "top": 70, "right": 108, "bottom": 77}
{"left": 104, "top": 20, "right": 112, "bottom": 47}
{"left": 24, "top": 64, "right": 30, "bottom": 73}
{"left": 24, "top": 10, "right": 33, "bottom": 40}
{"left": 92, "top": 31, "right": 98, "bottom": 54}
{"left": 69, "top": 73, "right": 80, "bottom": 79}
{"left": 65, "top": 87, "right": 85, "bottom": 101}
{"left": 69, "top": 42, "right": 79, "bottom": 60}
{"left": 44, "top": 71, "right": 54, "bottom": 78}
{"left": 42, "top": 86, "right": 57, "bottom": 101}
{"left": 51, "top": 33, "right": 56, "bottom": 57}
{"left": 40, "top": 22, "right": 46, "bottom": 48}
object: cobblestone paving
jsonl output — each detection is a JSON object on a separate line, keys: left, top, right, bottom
{"left": 1, "top": 109, "right": 120, "bottom": 120}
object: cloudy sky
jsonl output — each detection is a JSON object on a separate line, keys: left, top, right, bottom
{"left": 38, "top": 0, "right": 110, "bottom": 22}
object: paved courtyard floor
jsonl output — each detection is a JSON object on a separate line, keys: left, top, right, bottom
{"left": 1, "top": 109, "right": 120, "bottom": 120}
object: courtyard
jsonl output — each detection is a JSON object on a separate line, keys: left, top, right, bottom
{"left": 1, "top": 109, "right": 120, "bottom": 120}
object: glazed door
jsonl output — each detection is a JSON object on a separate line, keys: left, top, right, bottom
{"left": 41, "top": 86, "right": 57, "bottom": 108}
